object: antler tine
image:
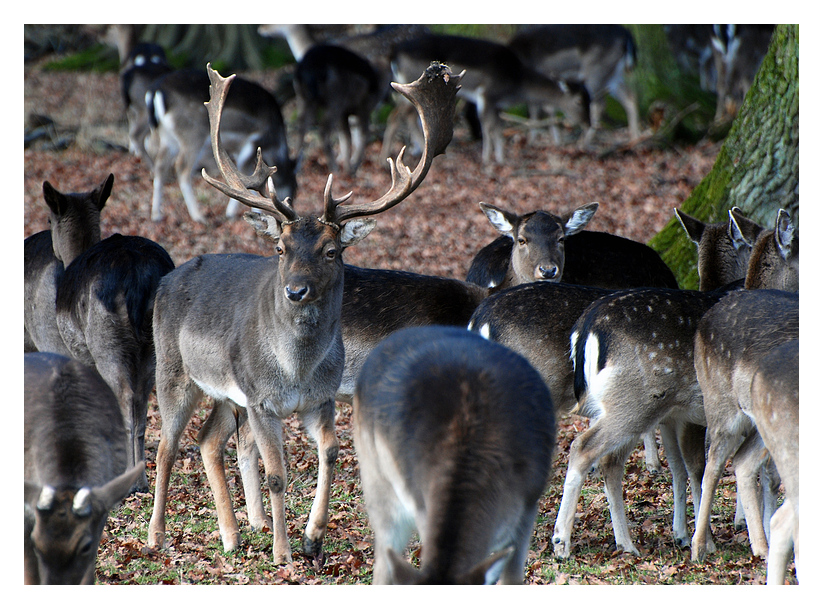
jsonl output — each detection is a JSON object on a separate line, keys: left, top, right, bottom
{"left": 329, "top": 63, "right": 462, "bottom": 225}
{"left": 201, "top": 63, "right": 297, "bottom": 221}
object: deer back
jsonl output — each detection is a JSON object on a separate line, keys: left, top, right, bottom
{"left": 571, "top": 286, "right": 731, "bottom": 417}
{"left": 468, "top": 281, "right": 611, "bottom": 414}
{"left": 24, "top": 352, "right": 145, "bottom": 585}
{"left": 353, "top": 326, "right": 554, "bottom": 584}
{"left": 338, "top": 264, "right": 488, "bottom": 403}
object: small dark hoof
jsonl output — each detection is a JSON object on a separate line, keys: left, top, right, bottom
{"left": 302, "top": 534, "right": 324, "bottom": 561}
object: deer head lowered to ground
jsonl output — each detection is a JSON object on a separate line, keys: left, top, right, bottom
{"left": 24, "top": 352, "right": 145, "bottom": 584}
{"left": 353, "top": 326, "right": 555, "bottom": 584}
{"left": 147, "top": 62, "right": 461, "bottom": 563}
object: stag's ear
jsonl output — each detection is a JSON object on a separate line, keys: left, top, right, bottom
{"left": 564, "top": 202, "right": 598, "bottom": 236}
{"left": 93, "top": 174, "right": 115, "bottom": 211}
{"left": 243, "top": 211, "right": 283, "bottom": 242}
{"left": 95, "top": 462, "right": 145, "bottom": 511}
{"left": 339, "top": 218, "right": 376, "bottom": 248}
{"left": 479, "top": 202, "right": 516, "bottom": 237}
{"left": 43, "top": 181, "right": 68, "bottom": 216}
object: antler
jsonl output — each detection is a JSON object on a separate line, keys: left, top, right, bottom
{"left": 326, "top": 62, "right": 463, "bottom": 225}
{"left": 201, "top": 63, "right": 298, "bottom": 222}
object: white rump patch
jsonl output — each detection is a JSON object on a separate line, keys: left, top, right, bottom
{"left": 582, "top": 332, "right": 611, "bottom": 418}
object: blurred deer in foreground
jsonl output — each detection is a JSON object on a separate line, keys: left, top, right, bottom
{"left": 24, "top": 174, "right": 174, "bottom": 492}
{"left": 353, "top": 326, "right": 555, "bottom": 584}
{"left": 147, "top": 63, "right": 460, "bottom": 563}
{"left": 24, "top": 352, "right": 145, "bottom": 584}
{"left": 691, "top": 209, "right": 798, "bottom": 564}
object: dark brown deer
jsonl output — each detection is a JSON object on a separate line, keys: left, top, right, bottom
{"left": 691, "top": 208, "right": 799, "bottom": 563}
{"left": 386, "top": 33, "right": 590, "bottom": 166}
{"left": 507, "top": 24, "right": 640, "bottom": 143}
{"left": 24, "top": 174, "right": 174, "bottom": 493}
{"left": 353, "top": 326, "right": 555, "bottom": 584}
{"left": 145, "top": 67, "right": 296, "bottom": 222}
{"left": 147, "top": 63, "right": 460, "bottom": 563}
{"left": 24, "top": 352, "right": 145, "bottom": 584}
{"left": 750, "top": 339, "right": 799, "bottom": 584}
{"left": 467, "top": 201, "right": 679, "bottom": 292}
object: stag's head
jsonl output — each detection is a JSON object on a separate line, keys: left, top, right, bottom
{"left": 201, "top": 63, "right": 461, "bottom": 305}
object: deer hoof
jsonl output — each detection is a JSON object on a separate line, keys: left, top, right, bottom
{"left": 302, "top": 533, "right": 324, "bottom": 559}
{"left": 552, "top": 536, "right": 571, "bottom": 559}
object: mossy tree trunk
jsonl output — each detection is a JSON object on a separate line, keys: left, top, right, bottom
{"left": 648, "top": 24, "right": 798, "bottom": 289}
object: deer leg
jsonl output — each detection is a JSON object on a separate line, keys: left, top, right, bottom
{"left": 235, "top": 416, "right": 271, "bottom": 532}
{"left": 601, "top": 445, "right": 640, "bottom": 556}
{"left": 552, "top": 421, "right": 612, "bottom": 558}
{"left": 148, "top": 379, "right": 202, "bottom": 549}
{"left": 767, "top": 501, "right": 795, "bottom": 585}
{"left": 198, "top": 399, "right": 243, "bottom": 552}
{"left": 659, "top": 422, "right": 691, "bottom": 547}
{"left": 642, "top": 429, "right": 662, "bottom": 474}
{"left": 678, "top": 422, "right": 713, "bottom": 551}
{"left": 299, "top": 400, "right": 339, "bottom": 559}
{"left": 174, "top": 151, "right": 206, "bottom": 224}
{"left": 349, "top": 113, "right": 368, "bottom": 175}
{"left": 691, "top": 428, "right": 743, "bottom": 562}
{"left": 245, "top": 406, "right": 290, "bottom": 563}
{"left": 151, "top": 144, "right": 173, "bottom": 222}
{"left": 731, "top": 431, "right": 770, "bottom": 558}
{"left": 761, "top": 458, "right": 781, "bottom": 542}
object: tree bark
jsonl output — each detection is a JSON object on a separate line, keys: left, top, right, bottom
{"left": 648, "top": 24, "right": 798, "bottom": 289}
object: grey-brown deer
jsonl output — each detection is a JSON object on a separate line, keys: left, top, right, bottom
{"left": 507, "top": 24, "right": 640, "bottom": 144}
{"left": 546, "top": 207, "right": 764, "bottom": 557}
{"left": 145, "top": 67, "right": 296, "bottom": 223}
{"left": 750, "top": 339, "right": 799, "bottom": 584}
{"left": 24, "top": 174, "right": 175, "bottom": 493}
{"left": 353, "top": 326, "right": 555, "bottom": 584}
{"left": 467, "top": 201, "right": 678, "bottom": 293}
{"left": 147, "top": 63, "right": 460, "bottom": 563}
{"left": 386, "top": 33, "right": 590, "bottom": 166}
{"left": 24, "top": 352, "right": 145, "bottom": 584}
{"left": 691, "top": 208, "right": 799, "bottom": 563}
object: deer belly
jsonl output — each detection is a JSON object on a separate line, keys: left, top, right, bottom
{"left": 192, "top": 377, "right": 249, "bottom": 408}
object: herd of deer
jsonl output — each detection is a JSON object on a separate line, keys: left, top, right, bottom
{"left": 23, "top": 25, "right": 796, "bottom": 586}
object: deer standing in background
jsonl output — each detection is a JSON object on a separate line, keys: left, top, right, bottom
{"left": 691, "top": 208, "right": 799, "bottom": 563}
{"left": 147, "top": 63, "right": 460, "bottom": 563}
{"left": 353, "top": 326, "right": 555, "bottom": 584}
{"left": 467, "top": 201, "right": 678, "bottom": 292}
{"left": 24, "top": 174, "right": 174, "bottom": 493}
{"left": 386, "top": 33, "right": 590, "bottom": 166}
{"left": 24, "top": 352, "right": 145, "bottom": 584}
{"left": 507, "top": 24, "right": 640, "bottom": 144}
{"left": 146, "top": 67, "right": 296, "bottom": 223}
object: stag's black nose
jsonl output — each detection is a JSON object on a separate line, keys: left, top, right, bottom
{"left": 285, "top": 285, "right": 309, "bottom": 302}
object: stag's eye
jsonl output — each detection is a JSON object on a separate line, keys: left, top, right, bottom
{"left": 517, "top": 238, "right": 527, "bottom": 246}
{"left": 275, "top": 245, "right": 284, "bottom": 256}
{"left": 325, "top": 247, "right": 337, "bottom": 260}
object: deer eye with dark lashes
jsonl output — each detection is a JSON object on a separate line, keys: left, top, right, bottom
{"left": 518, "top": 238, "right": 527, "bottom": 246}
